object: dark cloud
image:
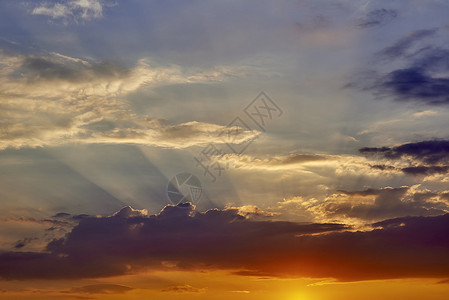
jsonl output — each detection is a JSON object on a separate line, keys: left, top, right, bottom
{"left": 365, "top": 28, "right": 449, "bottom": 105}
{"left": 13, "top": 241, "right": 26, "bottom": 249}
{"left": 22, "top": 57, "right": 78, "bottom": 81}
{"left": 356, "top": 9, "right": 398, "bottom": 28}
{"left": 361, "top": 140, "right": 449, "bottom": 176}
{"left": 1, "top": 204, "right": 449, "bottom": 281}
{"left": 413, "top": 48, "right": 449, "bottom": 72}
{"left": 53, "top": 212, "right": 71, "bottom": 219}
{"left": 369, "top": 164, "right": 449, "bottom": 176}
{"left": 376, "top": 67, "right": 449, "bottom": 105}
{"left": 21, "top": 56, "right": 129, "bottom": 82}
{"left": 360, "top": 140, "right": 449, "bottom": 165}
{"left": 0, "top": 216, "right": 70, "bottom": 227}
{"left": 13, "top": 237, "right": 38, "bottom": 249}
{"left": 402, "top": 165, "right": 449, "bottom": 175}
{"left": 337, "top": 188, "right": 382, "bottom": 196}
{"left": 377, "top": 29, "right": 437, "bottom": 59}
{"left": 369, "top": 164, "right": 397, "bottom": 171}
{"left": 72, "top": 214, "right": 92, "bottom": 220}
{"left": 1, "top": 204, "right": 344, "bottom": 280}
{"left": 350, "top": 28, "right": 449, "bottom": 105}
{"left": 378, "top": 47, "right": 449, "bottom": 105}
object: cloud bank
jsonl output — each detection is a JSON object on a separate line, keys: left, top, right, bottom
{"left": 1, "top": 203, "right": 449, "bottom": 281}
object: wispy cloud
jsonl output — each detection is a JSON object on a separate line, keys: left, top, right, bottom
{"left": 215, "top": 153, "right": 332, "bottom": 171}
{"left": 377, "top": 29, "right": 437, "bottom": 60}
{"left": 356, "top": 8, "right": 398, "bottom": 28}
{"left": 32, "top": 0, "right": 107, "bottom": 22}
{"left": 353, "top": 28, "right": 449, "bottom": 105}
{"left": 161, "top": 284, "right": 205, "bottom": 294}
{"left": 0, "top": 51, "right": 256, "bottom": 150}
{"left": 360, "top": 140, "right": 449, "bottom": 176}
{"left": 67, "top": 283, "right": 134, "bottom": 294}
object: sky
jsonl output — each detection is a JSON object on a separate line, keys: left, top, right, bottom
{"left": 1, "top": 0, "right": 449, "bottom": 299}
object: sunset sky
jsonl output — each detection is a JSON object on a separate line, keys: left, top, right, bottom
{"left": 1, "top": 0, "right": 449, "bottom": 299}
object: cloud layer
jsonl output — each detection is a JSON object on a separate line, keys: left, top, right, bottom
{"left": 360, "top": 140, "right": 449, "bottom": 176}
{"left": 1, "top": 203, "right": 449, "bottom": 281}
{"left": 0, "top": 51, "right": 256, "bottom": 150}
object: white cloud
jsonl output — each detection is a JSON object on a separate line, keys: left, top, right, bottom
{"left": 32, "top": 0, "right": 106, "bottom": 21}
{"left": 32, "top": 3, "right": 71, "bottom": 19}
{"left": 0, "top": 51, "right": 256, "bottom": 150}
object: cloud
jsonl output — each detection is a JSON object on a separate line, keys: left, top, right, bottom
{"left": 161, "top": 284, "right": 205, "bottom": 293}
{"left": 216, "top": 153, "right": 333, "bottom": 171}
{"left": 0, "top": 203, "right": 347, "bottom": 280}
{"left": 13, "top": 238, "right": 37, "bottom": 249}
{"left": 1, "top": 203, "right": 449, "bottom": 281}
{"left": 0, "top": 51, "right": 256, "bottom": 150}
{"left": 83, "top": 120, "right": 260, "bottom": 149}
{"left": 21, "top": 56, "right": 128, "bottom": 82}
{"left": 309, "top": 186, "right": 448, "bottom": 223}
{"left": 67, "top": 284, "right": 134, "bottom": 294}
{"left": 110, "top": 206, "right": 148, "bottom": 218}
{"left": 270, "top": 153, "right": 328, "bottom": 165}
{"left": 377, "top": 29, "right": 437, "bottom": 59}
{"left": 360, "top": 140, "right": 449, "bottom": 164}
{"left": 360, "top": 140, "right": 449, "bottom": 176}
{"left": 356, "top": 9, "right": 398, "bottom": 28}
{"left": 32, "top": 0, "right": 106, "bottom": 22}
{"left": 358, "top": 28, "right": 449, "bottom": 105}
{"left": 0, "top": 215, "right": 78, "bottom": 252}
{"left": 376, "top": 66, "right": 449, "bottom": 105}
{"left": 402, "top": 165, "right": 449, "bottom": 176}
{"left": 0, "top": 217, "right": 70, "bottom": 227}
{"left": 348, "top": 28, "right": 449, "bottom": 105}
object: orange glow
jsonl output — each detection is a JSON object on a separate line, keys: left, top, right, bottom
{"left": 0, "top": 271, "right": 449, "bottom": 300}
